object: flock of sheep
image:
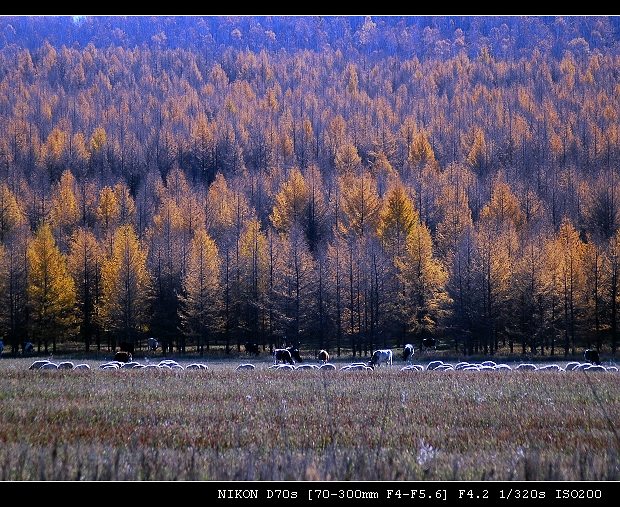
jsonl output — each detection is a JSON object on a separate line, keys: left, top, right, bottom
{"left": 25, "top": 358, "right": 618, "bottom": 373}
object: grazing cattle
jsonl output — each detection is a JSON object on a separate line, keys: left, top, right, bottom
{"left": 584, "top": 349, "right": 601, "bottom": 365}
{"left": 0, "top": 339, "right": 4, "bottom": 356}
{"left": 118, "top": 341, "right": 135, "bottom": 354}
{"left": 422, "top": 337, "right": 436, "bottom": 350}
{"left": 23, "top": 342, "right": 33, "bottom": 355}
{"left": 114, "top": 351, "right": 132, "bottom": 363}
{"left": 273, "top": 348, "right": 294, "bottom": 365}
{"left": 317, "top": 350, "right": 329, "bottom": 364}
{"left": 402, "top": 344, "right": 414, "bottom": 363}
{"left": 244, "top": 342, "right": 260, "bottom": 356}
{"left": 287, "top": 346, "right": 303, "bottom": 363}
{"left": 147, "top": 337, "right": 159, "bottom": 351}
{"left": 368, "top": 349, "right": 393, "bottom": 368}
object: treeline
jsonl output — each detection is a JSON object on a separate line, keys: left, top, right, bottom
{"left": 1, "top": 23, "right": 620, "bottom": 357}
{"left": 1, "top": 16, "right": 618, "bottom": 59}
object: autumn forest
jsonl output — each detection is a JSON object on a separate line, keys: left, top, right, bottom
{"left": 1, "top": 16, "right": 620, "bottom": 358}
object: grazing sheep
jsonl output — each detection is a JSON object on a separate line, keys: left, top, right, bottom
{"left": 585, "top": 365, "right": 607, "bottom": 372}
{"left": 481, "top": 361, "right": 496, "bottom": 367}
{"left": 114, "top": 351, "right": 132, "bottom": 363}
{"left": 402, "top": 344, "right": 414, "bottom": 363}
{"left": 317, "top": 350, "right": 329, "bottom": 364}
{"left": 455, "top": 362, "right": 471, "bottom": 370}
{"left": 478, "top": 365, "right": 496, "bottom": 371}
{"left": 295, "top": 364, "right": 316, "bottom": 370}
{"left": 463, "top": 366, "right": 480, "bottom": 371}
{"left": 319, "top": 363, "right": 336, "bottom": 370}
{"left": 121, "top": 361, "right": 141, "bottom": 368}
{"left": 147, "top": 337, "right": 159, "bottom": 351}
{"left": 401, "top": 364, "right": 424, "bottom": 371}
{"left": 495, "top": 364, "right": 512, "bottom": 371}
{"left": 244, "top": 342, "right": 260, "bottom": 356}
{"left": 584, "top": 349, "right": 601, "bottom": 365}
{"left": 277, "top": 364, "right": 295, "bottom": 370}
{"left": 57, "top": 361, "right": 75, "bottom": 370}
{"left": 606, "top": 366, "right": 618, "bottom": 372}
{"left": 426, "top": 360, "right": 444, "bottom": 370}
{"left": 29, "top": 360, "right": 51, "bottom": 370}
{"left": 101, "top": 364, "right": 119, "bottom": 370}
{"left": 343, "top": 364, "right": 373, "bottom": 371}
{"left": 538, "top": 364, "right": 562, "bottom": 371}
{"left": 516, "top": 363, "right": 537, "bottom": 371}
{"left": 185, "top": 363, "right": 202, "bottom": 370}
{"left": 434, "top": 364, "right": 454, "bottom": 371}
{"left": 158, "top": 360, "right": 179, "bottom": 367}
{"left": 40, "top": 362, "right": 58, "bottom": 369}
{"left": 74, "top": 364, "right": 91, "bottom": 370}
{"left": 369, "top": 349, "right": 393, "bottom": 368}
{"left": 144, "top": 364, "right": 159, "bottom": 369}
{"left": 23, "top": 342, "right": 34, "bottom": 355}
{"left": 575, "top": 363, "right": 591, "bottom": 371}
{"left": 565, "top": 362, "right": 581, "bottom": 371}
{"left": 236, "top": 363, "right": 256, "bottom": 370}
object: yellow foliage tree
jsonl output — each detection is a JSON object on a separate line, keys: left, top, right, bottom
{"left": 100, "top": 224, "right": 151, "bottom": 346}
{"left": 27, "top": 223, "right": 77, "bottom": 353}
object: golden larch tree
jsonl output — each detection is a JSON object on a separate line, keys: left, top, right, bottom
{"left": 100, "top": 224, "right": 151, "bottom": 349}
{"left": 179, "top": 229, "right": 221, "bottom": 354}
{"left": 27, "top": 223, "right": 77, "bottom": 353}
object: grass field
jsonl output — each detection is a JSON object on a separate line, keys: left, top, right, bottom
{"left": 0, "top": 357, "right": 619, "bottom": 481}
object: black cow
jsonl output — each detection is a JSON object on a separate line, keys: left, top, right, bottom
{"left": 422, "top": 337, "right": 436, "bottom": 350}
{"left": 317, "top": 350, "right": 329, "bottom": 364}
{"left": 114, "top": 351, "right": 132, "bottom": 363}
{"left": 273, "top": 349, "right": 294, "bottom": 365}
{"left": 584, "top": 349, "right": 601, "bottom": 365}
{"left": 403, "top": 344, "right": 414, "bottom": 363}
{"left": 245, "top": 342, "right": 260, "bottom": 356}
{"left": 118, "top": 341, "right": 135, "bottom": 354}
{"left": 287, "top": 346, "right": 303, "bottom": 363}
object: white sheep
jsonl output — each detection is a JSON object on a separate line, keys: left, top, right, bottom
{"left": 516, "top": 363, "right": 537, "bottom": 371}
{"left": 538, "top": 364, "right": 562, "bottom": 371}
{"left": 236, "top": 363, "right": 256, "bottom": 370}
{"left": 495, "top": 364, "right": 512, "bottom": 371}
{"left": 565, "top": 361, "right": 581, "bottom": 371}
{"left": 57, "top": 361, "right": 75, "bottom": 370}
{"left": 426, "top": 360, "right": 444, "bottom": 370}
{"left": 455, "top": 362, "right": 471, "bottom": 370}
{"left": 101, "top": 364, "right": 119, "bottom": 370}
{"left": 29, "top": 360, "right": 51, "bottom": 370}
{"left": 433, "top": 364, "right": 454, "bottom": 371}
{"left": 585, "top": 365, "right": 607, "bottom": 372}
{"left": 121, "top": 361, "right": 141, "bottom": 368}
{"left": 40, "top": 362, "right": 58, "bottom": 369}
{"left": 319, "top": 363, "right": 336, "bottom": 370}
{"left": 74, "top": 364, "right": 91, "bottom": 370}
{"left": 481, "top": 360, "right": 496, "bottom": 367}
{"left": 606, "top": 366, "right": 618, "bottom": 372}
{"left": 144, "top": 364, "right": 159, "bottom": 369}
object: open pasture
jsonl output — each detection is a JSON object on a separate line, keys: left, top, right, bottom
{"left": 0, "top": 357, "right": 619, "bottom": 481}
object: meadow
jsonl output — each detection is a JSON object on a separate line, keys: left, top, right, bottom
{"left": 0, "top": 357, "right": 619, "bottom": 481}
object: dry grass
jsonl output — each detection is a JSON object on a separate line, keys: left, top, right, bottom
{"left": 0, "top": 358, "right": 619, "bottom": 480}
